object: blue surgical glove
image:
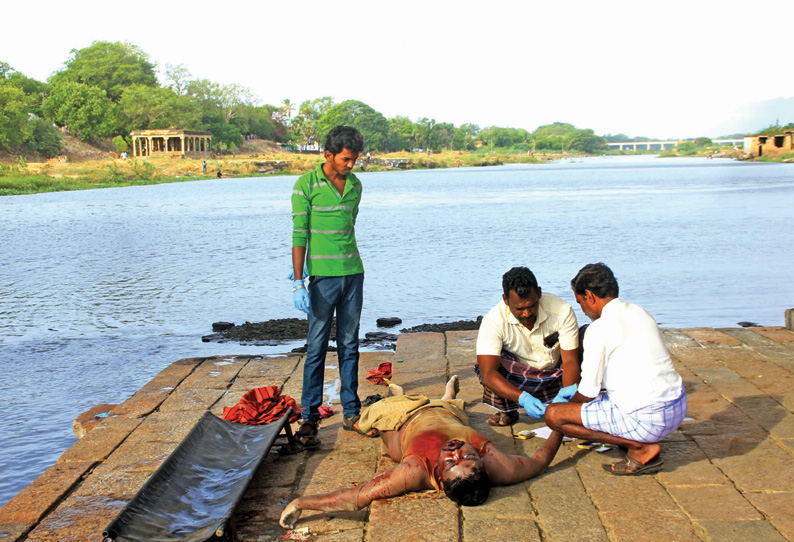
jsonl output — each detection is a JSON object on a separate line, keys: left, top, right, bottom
{"left": 287, "top": 265, "right": 309, "bottom": 281}
{"left": 292, "top": 280, "right": 310, "bottom": 314}
{"left": 552, "top": 383, "right": 578, "bottom": 404}
{"left": 518, "top": 391, "right": 546, "bottom": 418}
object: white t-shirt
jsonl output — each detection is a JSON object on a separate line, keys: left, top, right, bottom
{"left": 476, "top": 293, "right": 579, "bottom": 370}
{"left": 578, "top": 298, "right": 683, "bottom": 413}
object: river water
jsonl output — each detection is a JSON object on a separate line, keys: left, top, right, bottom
{"left": 1, "top": 155, "right": 793, "bottom": 506}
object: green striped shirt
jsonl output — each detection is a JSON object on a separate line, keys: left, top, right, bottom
{"left": 291, "top": 165, "right": 364, "bottom": 277}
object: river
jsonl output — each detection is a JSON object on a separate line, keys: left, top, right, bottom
{"left": 1, "top": 155, "right": 793, "bottom": 506}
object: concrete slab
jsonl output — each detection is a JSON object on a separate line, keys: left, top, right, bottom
{"left": 4, "top": 326, "right": 794, "bottom": 542}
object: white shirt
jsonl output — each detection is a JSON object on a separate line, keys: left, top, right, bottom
{"left": 578, "top": 298, "right": 683, "bottom": 413}
{"left": 476, "top": 293, "right": 579, "bottom": 370}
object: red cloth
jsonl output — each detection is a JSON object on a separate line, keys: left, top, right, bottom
{"left": 222, "top": 385, "right": 301, "bottom": 425}
{"left": 318, "top": 406, "right": 334, "bottom": 419}
{"left": 365, "top": 362, "right": 393, "bottom": 385}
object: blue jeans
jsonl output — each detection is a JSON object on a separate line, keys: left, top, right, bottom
{"left": 302, "top": 273, "right": 364, "bottom": 422}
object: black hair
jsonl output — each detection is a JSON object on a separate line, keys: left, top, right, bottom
{"left": 443, "top": 465, "right": 491, "bottom": 506}
{"left": 324, "top": 126, "right": 364, "bottom": 155}
{"left": 570, "top": 262, "right": 619, "bottom": 298}
{"left": 502, "top": 266, "right": 539, "bottom": 299}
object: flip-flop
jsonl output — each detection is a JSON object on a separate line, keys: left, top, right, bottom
{"left": 343, "top": 414, "right": 379, "bottom": 437}
{"left": 294, "top": 420, "right": 321, "bottom": 449}
{"left": 603, "top": 453, "right": 664, "bottom": 476}
{"left": 487, "top": 411, "right": 519, "bottom": 427}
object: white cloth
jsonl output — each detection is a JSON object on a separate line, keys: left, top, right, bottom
{"left": 578, "top": 298, "right": 683, "bottom": 413}
{"left": 476, "top": 293, "right": 579, "bottom": 370}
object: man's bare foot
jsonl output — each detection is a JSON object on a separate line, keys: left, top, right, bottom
{"left": 388, "top": 382, "right": 404, "bottom": 396}
{"left": 626, "top": 442, "right": 661, "bottom": 466}
{"left": 442, "top": 375, "right": 459, "bottom": 400}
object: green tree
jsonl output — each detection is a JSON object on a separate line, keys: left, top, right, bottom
{"left": 317, "top": 100, "right": 391, "bottom": 151}
{"left": 23, "top": 117, "right": 62, "bottom": 157}
{"left": 0, "top": 84, "right": 30, "bottom": 150}
{"left": 693, "top": 137, "right": 712, "bottom": 148}
{"left": 42, "top": 81, "right": 115, "bottom": 141}
{"left": 163, "top": 63, "right": 192, "bottom": 96}
{"left": 49, "top": 41, "right": 157, "bottom": 102}
{"left": 231, "top": 104, "right": 276, "bottom": 140}
{"left": 116, "top": 84, "right": 201, "bottom": 132}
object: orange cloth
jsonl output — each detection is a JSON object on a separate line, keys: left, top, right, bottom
{"left": 222, "top": 386, "right": 301, "bottom": 424}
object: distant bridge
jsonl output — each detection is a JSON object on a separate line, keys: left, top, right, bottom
{"left": 606, "top": 139, "right": 744, "bottom": 151}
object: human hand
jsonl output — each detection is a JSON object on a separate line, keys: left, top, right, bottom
{"left": 518, "top": 391, "right": 546, "bottom": 418}
{"left": 280, "top": 500, "right": 302, "bottom": 528}
{"left": 293, "top": 280, "right": 310, "bottom": 314}
{"left": 552, "top": 383, "right": 578, "bottom": 404}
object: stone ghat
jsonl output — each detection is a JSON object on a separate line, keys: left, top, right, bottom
{"left": 2, "top": 326, "right": 794, "bottom": 541}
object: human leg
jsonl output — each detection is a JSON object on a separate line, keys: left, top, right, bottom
{"left": 545, "top": 397, "right": 664, "bottom": 472}
{"left": 475, "top": 351, "right": 562, "bottom": 426}
{"left": 301, "top": 276, "right": 338, "bottom": 423}
{"left": 335, "top": 273, "right": 364, "bottom": 420}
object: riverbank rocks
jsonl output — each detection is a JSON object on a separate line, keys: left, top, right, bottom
{"left": 376, "top": 317, "right": 402, "bottom": 328}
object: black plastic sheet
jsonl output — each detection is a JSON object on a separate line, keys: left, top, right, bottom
{"left": 103, "top": 410, "right": 289, "bottom": 541}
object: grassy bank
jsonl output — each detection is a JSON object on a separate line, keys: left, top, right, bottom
{"left": 0, "top": 149, "right": 554, "bottom": 196}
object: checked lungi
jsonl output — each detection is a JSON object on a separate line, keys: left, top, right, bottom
{"left": 474, "top": 350, "right": 563, "bottom": 413}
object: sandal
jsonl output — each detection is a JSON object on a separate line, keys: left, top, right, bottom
{"left": 603, "top": 453, "right": 664, "bottom": 476}
{"left": 343, "top": 414, "right": 378, "bottom": 437}
{"left": 295, "top": 420, "right": 321, "bottom": 449}
{"left": 487, "top": 411, "right": 519, "bottom": 427}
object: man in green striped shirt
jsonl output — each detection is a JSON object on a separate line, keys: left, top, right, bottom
{"left": 291, "top": 126, "right": 367, "bottom": 445}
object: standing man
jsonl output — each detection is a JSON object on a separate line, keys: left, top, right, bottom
{"left": 291, "top": 126, "right": 366, "bottom": 445}
{"left": 545, "top": 263, "right": 687, "bottom": 475}
{"left": 476, "top": 267, "right": 581, "bottom": 426}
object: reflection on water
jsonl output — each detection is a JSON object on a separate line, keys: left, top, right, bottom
{"left": 1, "top": 155, "right": 793, "bottom": 506}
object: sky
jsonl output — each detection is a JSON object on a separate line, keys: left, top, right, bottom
{"left": 3, "top": 0, "right": 793, "bottom": 139}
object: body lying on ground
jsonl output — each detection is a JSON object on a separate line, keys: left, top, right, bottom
{"left": 280, "top": 375, "right": 563, "bottom": 528}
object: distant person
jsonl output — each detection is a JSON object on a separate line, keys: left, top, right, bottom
{"left": 475, "top": 267, "right": 582, "bottom": 426}
{"left": 216, "top": 170, "right": 222, "bottom": 178}
{"left": 290, "top": 126, "right": 366, "bottom": 447}
{"left": 203, "top": 160, "right": 207, "bottom": 174}
{"left": 279, "top": 376, "right": 564, "bottom": 528}
{"left": 545, "top": 263, "right": 687, "bottom": 475}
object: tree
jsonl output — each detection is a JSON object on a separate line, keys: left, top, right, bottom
{"left": 231, "top": 104, "right": 276, "bottom": 140}
{"left": 116, "top": 84, "right": 201, "bottom": 132}
{"left": 49, "top": 41, "right": 157, "bottom": 102}
{"left": 0, "top": 84, "right": 30, "bottom": 150}
{"left": 24, "top": 117, "right": 62, "bottom": 157}
{"left": 163, "top": 64, "right": 192, "bottom": 96}
{"left": 42, "top": 81, "right": 115, "bottom": 141}
{"left": 317, "top": 100, "right": 391, "bottom": 151}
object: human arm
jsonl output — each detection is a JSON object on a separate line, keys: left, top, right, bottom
{"left": 558, "top": 304, "right": 581, "bottom": 387}
{"left": 477, "top": 354, "right": 521, "bottom": 403}
{"left": 481, "top": 431, "right": 564, "bottom": 485}
{"left": 279, "top": 458, "right": 428, "bottom": 529}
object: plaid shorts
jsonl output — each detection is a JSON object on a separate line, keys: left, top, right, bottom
{"left": 581, "top": 386, "right": 688, "bottom": 443}
{"left": 474, "top": 351, "right": 563, "bottom": 412}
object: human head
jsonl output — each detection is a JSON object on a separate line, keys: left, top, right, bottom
{"left": 438, "top": 440, "right": 491, "bottom": 506}
{"left": 571, "top": 263, "right": 619, "bottom": 320}
{"left": 324, "top": 126, "right": 364, "bottom": 156}
{"left": 570, "top": 263, "right": 619, "bottom": 299}
{"left": 502, "top": 267, "right": 542, "bottom": 329}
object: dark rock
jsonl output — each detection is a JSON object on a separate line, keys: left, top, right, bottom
{"left": 400, "top": 316, "right": 483, "bottom": 334}
{"left": 737, "top": 321, "right": 761, "bottom": 328}
{"left": 212, "top": 321, "right": 235, "bottom": 332}
{"left": 376, "top": 317, "right": 402, "bottom": 328}
{"left": 365, "top": 332, "right": 398, "bottom": 342}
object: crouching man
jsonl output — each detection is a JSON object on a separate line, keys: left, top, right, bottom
{"left": 545, "top": 263, "right": 687, "bottom": 475}
{"left": 280, "top": 376, "right": 563, "bottom": 528}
